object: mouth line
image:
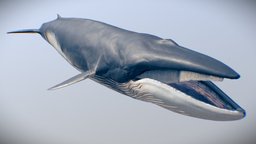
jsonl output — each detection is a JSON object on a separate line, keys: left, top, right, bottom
{"left": 136, "top": 69, "right": 225, "bottom": 84}
{"left": 179, "top": 71, "right": 224, "bottom": 82}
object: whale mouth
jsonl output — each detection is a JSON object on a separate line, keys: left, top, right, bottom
{"left": 168, "top": 81, "right": 244, "bottom": 112}
{"left": 134, "top": 69, "right": 245, "bottom": 120}
{"left": 136, "top": 69, "right": 245, "bottom": 116}
{"left": 130, "top": 78, "right": 245, "bottom": 121}
{"left": 92, "top": 74, "right": 245, "bottom": 121}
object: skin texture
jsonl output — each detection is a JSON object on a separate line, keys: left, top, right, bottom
{"left": 8, "top": 16, "right": 245, "bottom": 121}
{"left": 41, "top": 17, "right": 239, "bottom": 82}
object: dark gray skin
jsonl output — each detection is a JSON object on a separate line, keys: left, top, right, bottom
{"left": 10, "top": 16, "right": 239, "bottom": 83}
{"left": 8, "top": 16, "right": 246, "bottom": 121}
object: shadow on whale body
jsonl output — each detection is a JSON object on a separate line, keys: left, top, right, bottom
{"left": 8, "top": 15, "right": 245, "bottom": 121}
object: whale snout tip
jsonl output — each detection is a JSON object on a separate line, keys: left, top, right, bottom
{"left": 226, "top": 69, "right": 240, "bottom": 79}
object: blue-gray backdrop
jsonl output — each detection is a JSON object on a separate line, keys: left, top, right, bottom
{"left": 0, "top": 0, "right": 255, "bottom": 144}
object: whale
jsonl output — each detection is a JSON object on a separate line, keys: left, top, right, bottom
{"left": 8, "top": 15, "right": 245, "bottom": 121}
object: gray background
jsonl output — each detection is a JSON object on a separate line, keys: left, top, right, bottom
{"left": 0, "top": 0, "right": 255, "bottom": 144}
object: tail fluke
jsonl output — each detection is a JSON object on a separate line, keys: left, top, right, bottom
{"left": 7, "top": 29, "right": 40, "bottom": 34}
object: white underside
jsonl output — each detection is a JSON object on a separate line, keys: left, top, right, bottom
{"left": 46, "top": 31, "right": 72, "bottom": 64}
{"left": 45, "top": 31, "right": 243, "bottom": 121}
{"left": 127, "top": 78, "right": 244, "bottom": 121}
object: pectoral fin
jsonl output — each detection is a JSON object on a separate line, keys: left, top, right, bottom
{"left": 48, "top": 71, "right": 93, "bottom": 90}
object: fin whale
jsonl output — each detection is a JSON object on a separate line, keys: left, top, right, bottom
{"left": 8, "top": 16, "right": 245, "bottom": 121}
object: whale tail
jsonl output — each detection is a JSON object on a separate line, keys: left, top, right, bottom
{"left": 7, "top": 29, "right": 40, "bottom": 34}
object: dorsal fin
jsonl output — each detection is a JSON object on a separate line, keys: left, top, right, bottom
{"left": 157, "top": 39, "right": 179, "bottom": 46}
{"left": 57, "top": 14, "right": 62, "bottom": 19}
{"left": 166, "top": 39, "right": 179, "bottom": 46}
